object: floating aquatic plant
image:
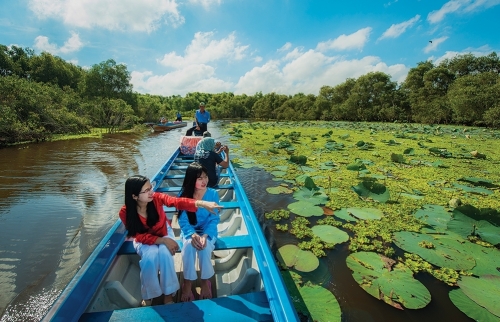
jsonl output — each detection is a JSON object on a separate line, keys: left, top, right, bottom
{"left": 346, "top": 251, "right": 431, "bottom": 309}
{"left": 277, "top": 244, "right": 319, "bottom": 272}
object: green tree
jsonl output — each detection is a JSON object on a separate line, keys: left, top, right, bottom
{"left": 448, "top": 72, "right": 500, "bottom": 124}
{"left": 30, "top": 52, "right": 83, "bottom": 89}
{"left": 343, "top": 72, "right": 397, "bottom": 122}
{"left": 80, "top": 59, "right": 135, "bottom": 106}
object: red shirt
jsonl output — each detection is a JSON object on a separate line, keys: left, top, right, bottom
{"left": 118, "top": 193, "right": 197, "bottom": 245}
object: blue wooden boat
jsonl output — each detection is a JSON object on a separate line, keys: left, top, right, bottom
{"left": 152, "top": 121, "right": 188, "bottom": 132}
{"left": 42, "top": 147, "right": 299, "bottom": 321}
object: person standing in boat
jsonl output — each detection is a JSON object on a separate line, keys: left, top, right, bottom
{"left": 185, "top": 102, "right": 210, "bottom": 136}
{"left": 175, "top": 111, "right": 182, "bottom": 122}
{"left": 194, "top": 137, "right": 229, "bottom": 188}
{"left": 118, "top": 175, "right": 222, "bottom": 306}
{"left": 178, "top": 162, "right": 220, "bottom": 301}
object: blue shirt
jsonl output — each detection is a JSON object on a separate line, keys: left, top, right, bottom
{"left": 195, "top": 109, "right": 210, "bottom": 124}
{"left": 178, "top": 188, "right": 220, "bottom": 240}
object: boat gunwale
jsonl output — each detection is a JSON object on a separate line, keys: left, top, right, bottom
{"left": 42, "top": 147, "right": 299, "bottom": 322}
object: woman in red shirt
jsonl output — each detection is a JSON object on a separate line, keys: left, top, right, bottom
{"left": 118, "top": 175, "right": 222, "bottom": 306}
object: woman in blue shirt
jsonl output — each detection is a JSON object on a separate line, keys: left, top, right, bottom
{"left": 178, "top": 162, "right": 220, "bottom": 301}
{"left": 194, "top": 137, "right": 229, "bottom": 187}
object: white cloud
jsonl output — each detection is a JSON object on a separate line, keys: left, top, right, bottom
{"left": 33, "top": 31, "right": 83, "bottom": 54}
{"left": 316, "top": 27, "right": 372, "bottom": 52}
{"left": 432, "top": 45, "right": 495, "bottom": 64}
{"left": 278, "top": 42, "right": 292, "bottom": 52}
{"left": 428, "top": 0, "right": 500, "bottom": 24}
{"left": 424, "top": 36, "right": 448, "bottom": 53}
{"left": 379, "top": 15, "right": 421, "bottom": 40}
{"left": 131, "top": 30, "right": 409, "bottom": 96}
{"left": 131, "top": 65, "right": 233, "bottom": 95}
{"left": 234, "top": 47, "right": 409, "bottom": 95}
{"left": 132, "top": 31, "right": 247, "bottom": 95}
{"left": 29, "top": 0, "right": 184, "bottom": 32}
{"left": 158, "top": 31, "right": 248, "bottom": 68}
{"left": 188, "top": 0, "right": 222, "bottom": 9}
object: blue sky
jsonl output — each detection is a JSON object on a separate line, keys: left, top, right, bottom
{"left": 1, "top": 0, "right": 499, "bottom": 96}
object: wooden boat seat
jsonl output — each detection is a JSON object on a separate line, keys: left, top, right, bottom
{"left": 80, "top": 291, "right": 272, "bottom": 322}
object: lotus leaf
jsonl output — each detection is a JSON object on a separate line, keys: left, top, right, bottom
{"left": 325, "top": 142, "right": 344, "bottom": 150}
{"left": 449, "top": 289, "right": 500, "bottom": 322}
{"left": 352, "top": 181, "right": 390, "bottom": 203}
{"left": 274, "top": 165, "right": 289, "bottom": 171}
{"left": 346, "top": 251, "right": 431, "bottom": 309}
{"left": 333, "top": 208, "right": 358, "bottom": 222}
{"left": 393, "top": 232, "right": 476, "bottom": 270}
{"left": 391, "top": 153, "right": 405, "bottom": 163}
{"left": 299, "top": 283, "right": 342, "bottom": 322}
{"left": 459, "top": 241, "right": 500, "bottom": 276}
{"left": 403, "top": 148, "right": 415, "bottom": 155}
{"left": 453, "top": 183, "right": 493, "bottom": 195}
{"left": 458, "top": 275, "right": 500, "bottom": 318}
{"left": 288, "top": 201, "right": 324, "bottom": 217}
{"left": 345, "top": 207, "right": 384, "bottom": 220}
{"left": 347, "top": 160, "right": 366, "bottom": 171}
{"left": 458, "top": 177, "right": 493, "bottom": 186}
{"left": 270, "top": 170, "right": 287, "bottom": 178}
{"left": 304, "top": 176, "right": 318, "bottom": 190}
{"left": 293, "top": 187, "right": 328, "bottom": 205}
{"left": 448, "top": 209, "right": 500, "bottom": 245}
{"left": 277, "top": 244, "right": 319, "bottom": 272}
{"left": 312, "top": 225, "right": 349, "bottom": 244}
{"left": 290, "top": 155, "right": 307, "bottom": 165}
{"left": 266, "top": 185, "right": 293, "bottom": 194}
{"left": 413, "top": 204, "right": 452, "bottom": 232}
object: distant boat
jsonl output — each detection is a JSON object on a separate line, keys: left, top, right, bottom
{"left": 41, "top": 141, "right": 299, "bottom": 322}
{"left": 152, "top": 121, "right": 188, "bottom": 132}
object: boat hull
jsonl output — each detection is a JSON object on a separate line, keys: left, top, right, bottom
{"left": 42, "top": 148, "right": 299, "bottom": 322}
{"left": 152, "top": 122, "right": 187, "bottom": 132}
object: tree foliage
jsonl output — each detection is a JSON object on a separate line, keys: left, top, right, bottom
{"left": 1, "top": 42, "right": 500, "bottom": 146}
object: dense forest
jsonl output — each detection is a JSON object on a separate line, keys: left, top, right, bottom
{"left": 1, "top": 43, "right": 500, "bottom": 146}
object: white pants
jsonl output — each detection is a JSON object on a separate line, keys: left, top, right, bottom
{"left": 133, "top": 227, "right": 179, "bottom": 300}
{"left": 181, "top": 236, "right": 216, "bottom": 281}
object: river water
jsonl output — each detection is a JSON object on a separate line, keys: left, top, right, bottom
{"left": 0, "top": 122, "right": 472, "bottom": 322}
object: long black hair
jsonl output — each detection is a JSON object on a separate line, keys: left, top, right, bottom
{"left": 179, "top": 162, "right": 208, "bottom": 225}
{"left": 124, "top": 175, "right": 160, "bottom": 237}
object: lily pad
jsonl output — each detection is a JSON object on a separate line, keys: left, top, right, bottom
{"left": 458, "top": 275, "right": 500, "bottom": 318}
{"left": 288, "top": 201, "right": 324, "bottom": 217}
{"left": 266, "top": 185, "right": 293, "bottom": 194}
{"left": 290, "top": 155, "right": 307, "bottom": 165}
{"left": 458, "top": 177, "right": 494, "bottom": 186}
{"left": 347, "top": 160, "right": 366, "bottom": 171}
{"left": 460, "top": 241, "right": 500, "bottom": 277}
{"left": 270, "top": 170, "right": 287, "bottom": 178}
{"left": 393, "top": 231, "right": 476, "bottom": 270}
{"left": 391, "top": 153, "right": 406, "bottom": 163}
{"left": 448, "top": 208, "right": 500, "bottom": 245}
{"left": 345, "top": 207, "right": 384, "bottom": 220}
{"left": 352, "top": 181, "right": 390, "bottom": 203}
{"left": 312, "top": 225, "right": 349, "bottom": 244}
{"left": 449, "top": 289, "right": 500, "bottom": 322}
{"left": 333, "top": 208, "right": 358, "bottom": 222}
{"left": 299, "top": 283, "right": 342, "bottom": 322}
{"left": 346, "top": 251, "right": 431, "bottom": 309}
{"left": 453, "top": 183, "right": 493, "bottom": 195}
{"left": 277, "top": 244, "right": 319, "bottom": 272}
{"left": 293, "top": 187, "right": 329, "bottom": 205}
{"left": 412, "top": 204, "right": 452, "bottom": 232}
